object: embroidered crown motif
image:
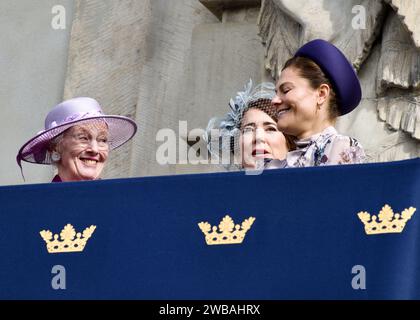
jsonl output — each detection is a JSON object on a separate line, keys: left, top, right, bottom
{"left": 40, "top": 224, "right": 96, "bottom": 253}
{"left": 357, "top": 205, "right": 416, "bottom": 235}
{"left": 198, "top": 215, "right": 255, "bottom": 245}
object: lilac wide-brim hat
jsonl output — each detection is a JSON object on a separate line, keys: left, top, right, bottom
{"left": 294, "top": 39, "right": 362, "bottom": 115}
{"left": 16, "top": 97, "right": 137, "bottom": 168}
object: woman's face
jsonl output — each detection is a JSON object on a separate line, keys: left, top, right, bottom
{"left": 55, "top": 121, "right": 109, "bottom": 181}
{"left": 239, "top": 108, "right": 288, "bottom": 169}
{"left": 271, "top": 67, "right": 324, "bottom": 139}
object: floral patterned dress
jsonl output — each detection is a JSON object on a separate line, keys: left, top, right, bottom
{"left": 266, "top": 126, "right": 366, "bottom": 168}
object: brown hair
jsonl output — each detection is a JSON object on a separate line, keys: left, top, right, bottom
{"left": 282, "top": 56, "right": 340, "bottom": 120}
{"left": 241, "top": 99, "right": 296, "bottom": 151}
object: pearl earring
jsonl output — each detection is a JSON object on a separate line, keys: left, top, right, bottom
{"left": 51, "top": 151, "right": 61, "bottom": 162}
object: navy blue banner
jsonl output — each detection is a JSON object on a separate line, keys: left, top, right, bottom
{"left": 0, "top": 158, "right": 419, "bottom": 299}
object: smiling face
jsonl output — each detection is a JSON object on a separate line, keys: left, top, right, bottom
{"left": 54, "top": 121, "right": 109, "bottom": 181}
{"left": 271, "top": 66, "right": 332, "bottom": 139}
{"left": 239, "top": 108, "right": 288, "bottom": 169}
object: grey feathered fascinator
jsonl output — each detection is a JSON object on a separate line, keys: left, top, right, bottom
{"left": 204, "top": 79, "right": 277, "bottom": 169}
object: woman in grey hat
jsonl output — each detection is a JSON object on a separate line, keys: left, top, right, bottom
{"left": 205, "top": 80, "right": 293, "bottom": 171}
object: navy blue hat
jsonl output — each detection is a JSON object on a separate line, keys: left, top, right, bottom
{"left": 294, "top": 39, "right": 362, "bottom": 115}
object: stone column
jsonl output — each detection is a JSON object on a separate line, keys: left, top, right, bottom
{"left": 129, "top": 0, "right": 217, "bottom": 178}
{"left": 63, "top": 0, "right": 152, "bottom": 179}
{"left": 174, "top": 0, "right": 271, "bottom": 174}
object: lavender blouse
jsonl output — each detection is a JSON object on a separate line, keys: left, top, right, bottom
{"left": 266, "top": 126, "right": 366, "bottom": 169}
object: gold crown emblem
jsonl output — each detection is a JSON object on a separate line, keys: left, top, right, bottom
{"left": 198, "top": 215, "right": 255, "bottom": 245}
{"left": 357, "top": 205, "right": 416, "bottom": 235}
{"left": 40, "top": 224, "right": 96, "bottom": 253}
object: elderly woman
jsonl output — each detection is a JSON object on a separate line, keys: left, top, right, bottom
{"left": 16, "top": 97, "right": 137, "bottom": 182}
{"left": 270, "top": 39, "right": 366, "bottom": 168}
{"left": 206, "top": 80, "right": 293, "bottom": 171}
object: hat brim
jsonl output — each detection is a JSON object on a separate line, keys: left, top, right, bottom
{"left": 17, "top": 115, "right": 137, "bottom": 165}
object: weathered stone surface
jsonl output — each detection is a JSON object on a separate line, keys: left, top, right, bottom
{"left": 64, "top": 0, "right": 152, "bottom": 179}
{"left": 257, "top": 0, "right": 300, "bottom": 78}
{"left": 373, "top": 9, "right": 420, "bottom": 142}
{"left": 386, "top": 0, "right": 420, "bottom": 48}
{"left": 0, "top": 0, "right": 75, "bottom": 185}
{"left": 177, "top": 6, "right": 268, "bottom": 174}
{"left": 177, "top": 23, "right": 266, "bottom": 174}
{"left": 129, "top": 0, "right": 218, "bottom": 177}
{"left": 377, "top": 94, "right": 420, "bottom": 140}
{"left": 336, "top": 43, "right": 420, "bottom": 162}
{"left": 185, "top": 22, "right": 266, "bottom": 130}
{"left": 377, "top": 11, "right": 420, "bottom": 92}
{"left": 258, "top": 0, "right": 386, "bottom": 76}
{"left": 200, "top": 0, "right": 260, "bottom": 21}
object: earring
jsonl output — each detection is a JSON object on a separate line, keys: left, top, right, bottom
{"left": 51, "top": 151, "right": 61, "bottom": 162}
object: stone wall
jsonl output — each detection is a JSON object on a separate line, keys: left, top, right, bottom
{"left": 2, "top": 0, "right": 418, "bottom": 186}
{"left": 63, "top": 0, "right": 271, "bottom": 178}
{"left": 0, "top": 0, "right": 75, "bottom": 185}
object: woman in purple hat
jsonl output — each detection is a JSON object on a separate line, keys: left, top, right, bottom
{"left": 270, "top": 39, "right": 366, "bottom": 168}
{"left": 17, "top": 97, "right": 137, "bottom": 182}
